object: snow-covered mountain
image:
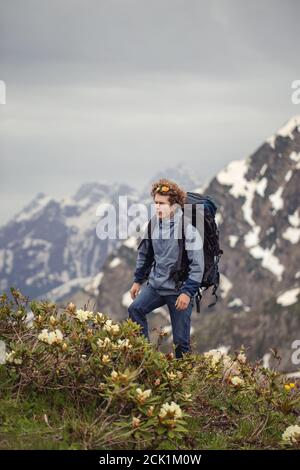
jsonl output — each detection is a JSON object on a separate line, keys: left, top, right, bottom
{"left": 0, "top": 166, "right": 202, "bottom": 302}
{"left": 0, "top": 182, "right": 140, "bottom": 300}
{"left": 210, "top": 115, "right": 300, "bottom": 313}
{"left": 96, "top": 116, "right": 300, "bottom": 370}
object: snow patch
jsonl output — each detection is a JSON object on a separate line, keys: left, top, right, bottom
{"left": 217, "top": 159, "right": 263, "bottom": 248}
{"left": 244, "top": 226, "right": 261, "bottom": 248}
{"left": 282, "top": 209, "right": 300, "bottom": 244}
{"left": 215, "top": 212, "right": 223, "bottom": 226}
{"left": 220, "top": 273, "right": 233, "bottom": 298}
{"left": 122, "top": 290, "right": 132, "bottom": 309}
{"left": 269, "top": 186, "right": 284, "bottom": 213}
{"left": 289, "top": 209, "right": 300, "bottom": 228}
{"left": 228, "top": 235, "right": 239, "bottom": 248}
{"left": 285, "top": 170, "right": 293, "bottom": 182}
{"left": 262, "top": 353, "right": 271, "bottom": 369}
{"left": 123, "top": 237, "right": 138, "bottom": 250}
{"left": 260, "top": 164, "right": 268, "bottom": 176}
{"left": 276, "top": 116, "right": 300, "bottom": 139}
{"left": 267, "top": 116, "right": 300, "bottom": 147}
{"left": 290, "top": 151, "right": 300, "bottom": 164}
{"left": 216, "top": 159, "right": 249, "bottom": 198}
{"left": 228, "top": 298, "right": 250, "bottom": 311}
{"left": 0, "top": 249, "right": 14, "bottom": 274}
{"left": 282, "top": 227, "right": 300, "bottom": 244}
{"left": 249, "top": 244, "right": 284, "bottom": 281}
{"left": 109, "top": 257, "right": 121, "bottom": 268}
{"left": 266, "top": 135, "right": 276, "bottom": 149}
{"left": 228, "top": 298, "right": 243, "bottom": 308}
{"left": 256, "top": 177, "right": 268, "bottom": 197}
{"left": 277, "top": 288, "right": 300, "bottom": 307}
{"left": 14, "top": 194, "right": 53, "bottom": 223}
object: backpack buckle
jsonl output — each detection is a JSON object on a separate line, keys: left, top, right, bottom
{"left": 195, "top": 288, "right": 202, "bottom": 314}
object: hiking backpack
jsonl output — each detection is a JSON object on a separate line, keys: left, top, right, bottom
{"left": 137, "top": 192, "right": 223, "bottom": 313}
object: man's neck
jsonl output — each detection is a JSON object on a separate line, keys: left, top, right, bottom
{"left": 158, "top": 207, "right": 181, "bottom": 222}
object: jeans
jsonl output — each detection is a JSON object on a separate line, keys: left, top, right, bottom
{"left": 128, "top": 282, "right": 194, "bottom": 359}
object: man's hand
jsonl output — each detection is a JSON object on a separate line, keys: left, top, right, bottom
{"left": 175, "top": 293, "right": 191, "bottom": 310}
{"left": 130, "top": 282, "right": 141, "bottom": 300}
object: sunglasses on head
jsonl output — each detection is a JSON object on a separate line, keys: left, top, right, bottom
{"left": 156, "top": 185, "right": 170, "bottom": 193}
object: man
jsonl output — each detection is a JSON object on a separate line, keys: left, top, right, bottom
{"left": 128, "top": 179, "right": 204, "bottom": 359}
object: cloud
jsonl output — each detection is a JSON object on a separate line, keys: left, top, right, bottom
{"left": 0, "top": 0, "right": 299, "bottom": 225}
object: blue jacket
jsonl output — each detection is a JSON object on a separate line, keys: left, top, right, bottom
{"left": 133, "top": 206, "right": 204, "bottom": 298}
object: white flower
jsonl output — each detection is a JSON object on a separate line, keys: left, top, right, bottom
{"left": 166, "top": 371, "right": 177, "bottom": 380}
{"left": 103, "top": 320, "right": 120, "bottom": 335}
{"left": 38, "top": 329, "right": 49, "bottom": 343}
{"left": 47, "top": 331, "right": 57, "bottom": 345}
{"left": 5, "top": 351, "right": 14, "bottom": 362}
{"left": 94, "top": 312, "right": 105, "bottom": 323}
{"left": 54, "top": 329, "right": 63, "bottom": 343}
{"left": 282, "top": 425, "right": 300, "bottom": 444}
{"left": 136, "top": 388, "right": 152, "bottom": 403}
{"left": 159, "top": 401, "right": 182, "bottom": 420}
{"left": 13, "top": 358, "right": 23, "bottom": 365}
{"left": 103, "top": 319, "right": 112, "bottom": 330}
{"left": 230, "top": 376, "right": 244, "bottom": 387}
{"left": 97, "top": 337, "right": 111, "bottom": 348}
{"left": 184, "top": 393, "right": 192, "bottom": 401}
{"left": 204, "top": 349, "right": 226, "bottom": 367}
{"left": 5, "top": 350, "right": 22, "bottom": 365}
{"left": 204, "top": 349, "right": 242, "bottom": 378}
{"left": 75, "top": 309, "right": 94, "bottom": 323}
{"left": 101, "top": 354, "right": 110, "bottom": 364}
{"left": 117, "top": 338, "right": 132, "bottom": 350}
{"left": 38, "top": 328, "right": 64, "bottom": 345}
{"left": 132, "top": 416, "right": 141, "bottom": 428}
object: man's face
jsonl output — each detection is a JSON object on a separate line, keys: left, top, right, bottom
{"left": 154, "top": 194, "right": 174, "bottom": 219}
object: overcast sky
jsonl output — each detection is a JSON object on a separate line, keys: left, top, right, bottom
{"left": 0, "top": 0, "right": 300, "bottom": 225}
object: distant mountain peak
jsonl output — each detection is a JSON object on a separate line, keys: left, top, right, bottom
{"left": 140, "top": 162, "right": 203, "bottom": 200}
{"left": 266, "top": 115, "right": 300, "bottom": 148}
{"left": 13, "top": 192, "right": 53, "bottom": 224}
{"left": 72, "top": 181, "right": 110, "bottom": 203}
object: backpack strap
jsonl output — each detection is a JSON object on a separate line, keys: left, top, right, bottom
{"left": 195, "top": 288, "right": 202, "bottom": 313}
{"left": 176, "top": 214, "right": 185, "bottom": 273}
{"left": 146, "top": 216, "right": 157, "bottom": 270}
{"left": 207, "top": 286, "right": 218, "bottom": 308}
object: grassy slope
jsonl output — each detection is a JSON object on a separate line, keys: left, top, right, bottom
{"left": 1, "top": 290, "right": 300, "bottom": 450}
{"left": 1, "top": 357, "right": 299, "bottom": 450}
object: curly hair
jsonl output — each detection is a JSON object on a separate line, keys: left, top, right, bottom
{"left": 150, "top": 178, "right": 187, "bottom": 208}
